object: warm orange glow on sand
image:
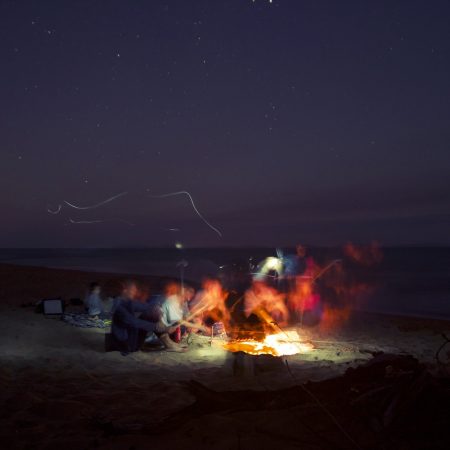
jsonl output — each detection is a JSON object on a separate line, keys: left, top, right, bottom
{"left": 223, "top": 330, "right": 314, "bottom": 357}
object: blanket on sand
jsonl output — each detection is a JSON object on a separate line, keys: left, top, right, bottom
{"left": 62, "top": 312, "right": 111, "bottom": 329}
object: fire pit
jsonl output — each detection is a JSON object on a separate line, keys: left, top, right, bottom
{"left": 223, "top": 329, "right": 313, "bottom": 357}
{"left": 222, "top": 329, "right": 314, "bottom": 377}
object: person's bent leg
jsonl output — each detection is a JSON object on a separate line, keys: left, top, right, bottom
{"left": 159, "top": 333, "right": 187, "bottom": 352}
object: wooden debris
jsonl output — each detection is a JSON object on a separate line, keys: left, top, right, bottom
{"left": 146, "top": 353, "right": 450, "bottom": 448}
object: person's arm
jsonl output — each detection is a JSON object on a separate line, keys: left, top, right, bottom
{"left": 132, "top": 302, "right": 152, "bottom": 313}
{"left": 115, "top": 303, "right": 159, "bottom": 333}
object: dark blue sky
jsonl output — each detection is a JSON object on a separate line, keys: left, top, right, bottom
{"left": 1, "top": 0, "right": 450, "bottom": 247}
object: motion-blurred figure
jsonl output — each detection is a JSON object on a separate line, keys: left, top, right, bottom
{"left": 189, "top": 278, "right": 229, "bottom": 333}
{"left": 84, "top": 282, "right": 108, "bottom": 318}
{"left": 158, "top": 281, "right": 191, "bottom": 350}
{"left": 282, "top": 245, "right": 307, "bottom": 283}
{"left": 244, "top": 280, "right": 289, "bottom": 330}
{"left": 110, "top": 280, "right": 176, "bottom": 354}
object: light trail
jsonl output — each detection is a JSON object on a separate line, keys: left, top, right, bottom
{"left": 69, "top": 218, "right": 134, "bottom": 226}
{"left": 149, "top": 190, "right": 222, "bottom": 237}
{"left": 49, "top": 189, "right": 221, "bottom": 236}
{"left": 47, "top": 204, "right": 62, "bottom": 214}
{"left": 63, "top": 191, "right": 128, "bottom": 210}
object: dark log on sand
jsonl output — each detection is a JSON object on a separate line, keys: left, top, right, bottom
{"left": 139, "top": 353, "right": 450, "bottom": 449}
{"left": 232, "top": 351, "right": 287, "bottom": 377}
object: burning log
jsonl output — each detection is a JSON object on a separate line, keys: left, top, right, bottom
{"left": 223, "top": 328, "right": 313, "bottom": 358}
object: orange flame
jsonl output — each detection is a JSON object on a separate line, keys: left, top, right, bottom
{"left": 189, "top": 243, "right": 383, "bottom": 350}
{"left": 223, "top": 330, "right": 313, "bottom": 356}
{"left": 245, "top": 280, "right": 289, "bottom": 327}
{"left": 287, "top": 257, "right": 321, "bottom": 319}
{"left": 319, "top": 305, "right": 351, "bottom": 331}
{"left": 344, "top": 241, "right": 383, "bottom": 266}
{"left": 189, "top": 278, "right": 230, "bottom": 325}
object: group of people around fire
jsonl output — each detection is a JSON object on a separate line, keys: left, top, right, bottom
{"left": 83, "top": 244, "right": 379, "bottom": 355}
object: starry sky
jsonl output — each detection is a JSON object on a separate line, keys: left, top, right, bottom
{"left": 1, "top": 0, "right": 450, "bottom": 248}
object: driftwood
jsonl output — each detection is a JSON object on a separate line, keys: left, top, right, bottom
{"left": 436, "top": 333, "right": 450, "bottom": 375}
{"left": 139, "top": 353, "right": 450, "bottom": 449}
{"left": 382, "top": 368, "right": 430, "bottom": 428}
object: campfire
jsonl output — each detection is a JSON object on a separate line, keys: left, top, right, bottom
{"left": 223, "top": 329, "right": 313, "bottom": 357}
{"left": 190, "top": 243, "right": 381, "bottom": 360}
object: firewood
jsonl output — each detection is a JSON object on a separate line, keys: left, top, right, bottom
{"left": 350, "top": 385, "right": 391, "bottom": 405}
{"left": 382, "top": 369, "right": 429, "bottom": 428}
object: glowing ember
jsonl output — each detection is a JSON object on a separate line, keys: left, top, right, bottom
{"left": 223, "top": 330, "right": 313, "bottom": 357}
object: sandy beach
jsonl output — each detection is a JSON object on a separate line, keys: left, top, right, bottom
{"left": 1, "top": 263, "right": 450, "bottom": 449}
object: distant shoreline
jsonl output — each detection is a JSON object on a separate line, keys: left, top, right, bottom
{"left": 1, "top": 262, "right": 449, "bottom": 324}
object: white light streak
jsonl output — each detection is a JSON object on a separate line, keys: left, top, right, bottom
{"left": 149, "top": 190, "right": 222, "bottom": 237}
{"left": 69, "top": 218, "right": 134, "bottom": 226}
{"left": 63, "top": 191, "right": 128, "bottom": 210}
{"left": 47, "top": 204, "right": 62, "bottom": 214}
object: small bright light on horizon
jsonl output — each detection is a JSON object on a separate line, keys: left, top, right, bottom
{"left": 175, "top": 242, "right": 183, "bottom": 249}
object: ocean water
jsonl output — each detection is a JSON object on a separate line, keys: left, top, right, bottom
{"left": 1, "top": 247, "right": 450, "bottom": 320}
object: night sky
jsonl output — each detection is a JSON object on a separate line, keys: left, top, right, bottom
{"left": 1, "top": 0, "right": 450, "bottom": 248}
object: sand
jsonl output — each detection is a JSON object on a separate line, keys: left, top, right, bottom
{"left": 1, "top": 263, "right": 449, "bottom": 449}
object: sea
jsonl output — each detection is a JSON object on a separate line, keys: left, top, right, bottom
{"left": 1, "top": 247, "right": 450, "bottom": 320}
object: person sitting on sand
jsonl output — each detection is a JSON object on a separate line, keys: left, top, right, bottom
{"left": 84, "top": 282, "right": 105, "bottom": 317}
{"left": 111, "top": 280, "right": 178, "bottom": 354}
{"left": 139, "top": 282, "right": 205, "bottom": 350}
{"left": 157, "top": 282, "right": 192, "bottom": 350}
